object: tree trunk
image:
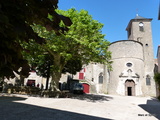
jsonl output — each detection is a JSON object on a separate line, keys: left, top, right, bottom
{"left": 50, "top": 71, "right": 61, "bottom": 91}
{"left": 50, "top": 53, "right": 66, "bottom": 91}
{"left": 20, "top": 75, "right": 25, "bottom": 86}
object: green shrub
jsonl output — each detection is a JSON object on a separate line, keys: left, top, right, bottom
{"left": 154, "top": 73, "right": 160, "bottom": 86}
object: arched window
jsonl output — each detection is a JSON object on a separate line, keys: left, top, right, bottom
{"left": 146, "top": 75, "right": 151, "bottom": 85}
{"left": 139, "top": 22, "right": 144, "bottom": 31}
{"left": 99, "top": 72, "right": 103, "bottom": 84}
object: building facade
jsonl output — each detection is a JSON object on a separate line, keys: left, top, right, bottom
{"left": 3, "top": 15, "right": 157, "bottom": 97}
{"left": 73, "top": 15, "right": 157, "bottom": 96}
{"left": 108, "top": 15, "right": 156, "bottom": 96}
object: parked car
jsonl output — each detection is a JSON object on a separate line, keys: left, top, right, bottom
{"left": 73, "top": 83, "right": 84, "bottom": 94}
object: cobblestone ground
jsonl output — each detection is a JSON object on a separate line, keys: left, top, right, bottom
{"left": 0, "top": 93, "right": 160, "bottom": 120}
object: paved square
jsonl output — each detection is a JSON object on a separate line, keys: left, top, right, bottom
{"left": 0, "top": 94, "right": 160, "bottom": 120}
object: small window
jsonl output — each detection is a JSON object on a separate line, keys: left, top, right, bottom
{"left": 27, "top": 79, "right": 35, "bottom": 86}
{"left": 146, "top": 75, "right": 151, "bottom": 86}
{"left": 137, "top": 37, "right": 142, "bottom": 42}
{"left": 126, "top": 63, "right": 132, "bottom": 67}
{"left": 139, "top": 22, "right": 144, "bottom": 31}
{"left": 79, "top": 73, "right": 84, "bottom": 79}
{"left": 99, "top": 73, "right": 103, "bottom": 84}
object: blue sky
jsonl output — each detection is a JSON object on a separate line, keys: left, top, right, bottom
{"left": 58, "top": 0, "right": 160, "bottom": 58}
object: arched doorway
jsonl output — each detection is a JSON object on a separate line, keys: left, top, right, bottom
{"left": 125, "top": 80, "right": 135, "bottom": 96}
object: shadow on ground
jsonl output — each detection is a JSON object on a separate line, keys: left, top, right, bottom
{"left": 0, "top": 95, "right": 113, "bottom": 120}
{"left": 70, "top": 94, "right": 113, "bottom": 102}
{"left": 138, "top": 98, "right": 160, "bottom": 119}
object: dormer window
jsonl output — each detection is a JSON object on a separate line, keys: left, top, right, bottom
{"left": 139, "top": 22, "right": 144, "bottom": 31}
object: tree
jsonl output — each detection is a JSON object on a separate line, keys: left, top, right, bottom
{"left": 0, "top": 0, "right": 72, "bottom": 79}
{"left": 154, "top": 73, "right": 160, "bottom": 88}
{"left": 22, "top": 8, "right": 111, "bottom": 91}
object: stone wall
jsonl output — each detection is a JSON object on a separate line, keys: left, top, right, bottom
{"left": 108, "top": 40, "right": 144, "bottom": 96}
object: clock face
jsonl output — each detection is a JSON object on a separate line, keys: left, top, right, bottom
{"left": 139, "top": 22, "right": 143, "bottom": 27}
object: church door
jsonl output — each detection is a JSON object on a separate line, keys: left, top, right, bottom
{"left": 125, "top": 80, "right": 135, "bottom": 96}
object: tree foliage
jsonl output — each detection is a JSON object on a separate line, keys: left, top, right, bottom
{"left": 58, "top": 9, "right": 111, "bottom": 65}
{"left": 22, "top": 8, "right": 111, "bottom": 90}
{"left": 154, "top": 73, "right": 160, "bottom": 87}
{"left": 0, "top": 0, "right": 72, "bottom": 78}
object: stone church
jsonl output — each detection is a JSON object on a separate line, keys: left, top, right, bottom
{"left": 4, "top": 15, "right": 157, "bottom": 97}
{"left": 73, "top": 15, "right": 157, "bottom": 97}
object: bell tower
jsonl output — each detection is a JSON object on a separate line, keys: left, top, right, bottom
{"left": 126, "top": 14, "right": 156, "bottom": 96}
